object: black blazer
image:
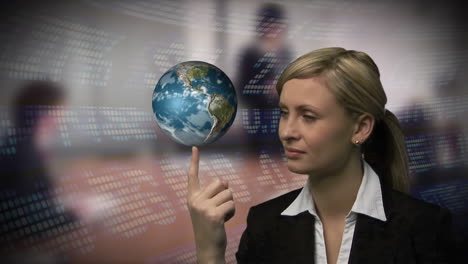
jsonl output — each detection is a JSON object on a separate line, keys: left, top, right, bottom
{"left": 236, "top": 183, "right": 456, "bottom": 264}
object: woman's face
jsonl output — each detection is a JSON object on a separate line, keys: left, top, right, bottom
{"left": 278, "top": 77, "right": 358, "bottom": 177}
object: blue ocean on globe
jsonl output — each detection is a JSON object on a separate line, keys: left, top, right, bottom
{"left": 152, "top": 61, "right": 237, "bottom": 146}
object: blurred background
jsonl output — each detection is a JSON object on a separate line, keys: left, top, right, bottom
{"left": 0, "top": 0, "right": 466, "bottom": 263}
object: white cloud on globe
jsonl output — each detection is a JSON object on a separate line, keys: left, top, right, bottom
{"left": 160, "top": 73, "right": 175, "bottom": 89}
{"left": 187, "top": 106, "right": 213, "bottom": 130}
{"left": 156, "top": 114, "right": 185, "bottom": 144}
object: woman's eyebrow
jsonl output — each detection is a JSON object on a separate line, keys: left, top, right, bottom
{"left": 278, "top": 102, "right": 321, "bottom": 113}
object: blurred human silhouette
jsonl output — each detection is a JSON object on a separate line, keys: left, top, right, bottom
{"left": 235, "top": 3, "right": 293, "bottom": 154}
{"left": 0, "top": 80, "right": 65, "bottom": 193}
{"left": 236, "top": 3, "right": 292, "bottom": 109}
{"left": 0, "top": 80, "right": 74, "bottom": 262}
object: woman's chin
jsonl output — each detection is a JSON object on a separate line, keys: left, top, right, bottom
{"left": 286, "top": 161, "right": 311, "bottom": 175}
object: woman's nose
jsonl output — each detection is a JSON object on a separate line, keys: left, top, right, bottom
{"left": 279, "top": 119, "right": 300, "bottom": 141}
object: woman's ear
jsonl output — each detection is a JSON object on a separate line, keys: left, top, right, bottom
{"left": 352, "top": 113, "right": 374, "bottom": 144}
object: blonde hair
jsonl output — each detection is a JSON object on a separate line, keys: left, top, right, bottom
{"left": 276, "top": 47, "right": 410, "bottom": 193}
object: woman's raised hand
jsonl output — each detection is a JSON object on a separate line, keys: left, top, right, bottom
{"left": 187, "top": 146, "right": 235, "bottom": 264}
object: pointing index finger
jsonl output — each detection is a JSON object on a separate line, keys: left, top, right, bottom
{"left": 188, "top": 146, "right": 200, "bottom": 194}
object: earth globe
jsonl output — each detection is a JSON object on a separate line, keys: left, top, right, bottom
{"left": 152, "top": 61, "right": 237, "bottom": 146}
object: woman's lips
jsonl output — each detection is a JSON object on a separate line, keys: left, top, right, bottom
{"left": 285, "top": 148, "right": 306, "bottom": 158}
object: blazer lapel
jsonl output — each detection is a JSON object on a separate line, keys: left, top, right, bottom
{"left": 275, "top": 212, "right": 316, "bottom": 264}
{"left": 348, "top": 184, "right": 396, "bottom": 264}
{"left": 348, "top": 214, "right": 395, "bottom": 264}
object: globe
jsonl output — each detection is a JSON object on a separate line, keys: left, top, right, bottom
{"left": 152, "top": 61, "right": 237, "bottom": 146}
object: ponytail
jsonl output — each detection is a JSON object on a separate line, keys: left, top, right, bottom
{"left": 362, "top": 110, "right": 410, "bottom": 194}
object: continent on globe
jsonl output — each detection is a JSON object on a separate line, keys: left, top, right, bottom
{"left": 207, "top": 94, "right": 235, "bottom": 139}
{"left": 152, "top": 61, "right": 237, "bottom": 146}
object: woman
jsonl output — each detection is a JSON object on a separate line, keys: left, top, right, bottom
{"left": 187, "top": 48, "right": 455, "bottom": 263}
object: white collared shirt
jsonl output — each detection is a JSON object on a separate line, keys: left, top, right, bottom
{"left": 281, "top": 161, "right": 387, "bottom": 264}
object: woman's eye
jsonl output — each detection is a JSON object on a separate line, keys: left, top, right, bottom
{"left": 303, "top": 115, "right": 316, "bottom": 121}
{"left": 280, "top": 110, "right": 288, "bottom": 116}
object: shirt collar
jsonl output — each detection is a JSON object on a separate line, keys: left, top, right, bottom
{"left": 281, "top": 160, "right": 387, "bottom": 222}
